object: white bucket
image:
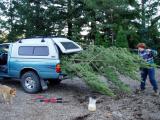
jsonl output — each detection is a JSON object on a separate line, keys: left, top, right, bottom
{"left": 88, "top": 97, "right": 96, "bottom": 112}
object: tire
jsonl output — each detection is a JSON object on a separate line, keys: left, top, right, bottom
{"left": 21, "top": 71, "right": 41, "bottom": 93}
{"left": 49, "top": 79, "right": 61, "bottom": 85}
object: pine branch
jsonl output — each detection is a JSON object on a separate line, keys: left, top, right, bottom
{"left": 61, "top": 45, "right": 146, "bottom": 96}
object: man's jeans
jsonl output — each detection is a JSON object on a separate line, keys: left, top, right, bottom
{"left": 140, "top": 68, "right": 158, "bottom": 91}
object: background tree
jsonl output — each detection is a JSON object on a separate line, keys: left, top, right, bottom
{"left": 137, "top": 0, "right": 160, "bottom": 47}
{"left": 0, "top": 0, "right": 159, "bottom": 48}
{"left": 115, "top": 26, "right": 128, "bottom": 48}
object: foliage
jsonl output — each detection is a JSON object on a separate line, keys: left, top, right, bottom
{"left": 0, "top": 0, "right": 159, "bottom": 95}
{"left": 115, "top": 26, "right": 128, "bottom": 48}
{"left": 61, "top": 45, "right": 146, "bottom": 96}
{"left": 137, "top": 0, "right": 160, "bottom": 47}
{"left": 0, "top": 0, "right": 159, "bottom": 48}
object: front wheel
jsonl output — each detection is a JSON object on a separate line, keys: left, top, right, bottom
{"left": 21, "top": 71, "right": 41, "bottom": 93}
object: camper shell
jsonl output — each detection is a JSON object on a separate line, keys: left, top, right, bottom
{"left": 0, "top": 37, "right": 82, "bottom": 93}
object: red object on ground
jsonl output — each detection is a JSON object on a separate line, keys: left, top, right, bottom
{"left": 31, "top": 95, "right": 63, "bottom": 103}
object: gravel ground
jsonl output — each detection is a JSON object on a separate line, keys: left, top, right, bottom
{"left": 0, "top": 69, "right": 160, "bottom": 120}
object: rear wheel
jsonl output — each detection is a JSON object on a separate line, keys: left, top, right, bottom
{"left": 21, "top": 71, "right": 41, "bottom": 93}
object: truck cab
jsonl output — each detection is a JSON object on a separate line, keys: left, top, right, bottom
{"left": 0, "top": 37, "right": 82, "bottom": 93}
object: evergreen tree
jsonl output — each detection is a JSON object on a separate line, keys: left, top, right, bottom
{"left": 61, "top": 45, "right": 148, "bottom": 96}
{"left": 0, "top": 0, "right": 159, "bottom": 48}
{"left": 135, "top": 0, "right": 160, "bottom": 46}
{"left": 115, "top": 26, "right": 128, "bottom": 48}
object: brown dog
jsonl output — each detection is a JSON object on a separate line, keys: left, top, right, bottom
{"left": 0, "top": 85, "right": 16, "bottom": 104}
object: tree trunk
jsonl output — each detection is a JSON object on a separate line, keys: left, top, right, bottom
{"left": 67, "top": 0, "right": 72, "bottom": 39}
{"left": 90, "top": 10, "right": 96, "bottom": 44}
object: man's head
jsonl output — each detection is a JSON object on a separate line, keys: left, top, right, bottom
{"left": 137, "top": 43, "right": 146, "bottom": 51}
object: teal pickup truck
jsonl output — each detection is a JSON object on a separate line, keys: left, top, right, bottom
{"left": 0, "top": 37, "right": 82, "bottom": 93}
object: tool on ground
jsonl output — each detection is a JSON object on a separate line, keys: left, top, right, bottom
{"left": 31, "top": 95, "right": 63, "bottom": 103}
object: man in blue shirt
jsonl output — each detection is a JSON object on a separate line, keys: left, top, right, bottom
{"left": 137, "top": 43, "right": 159, "bottom": 96}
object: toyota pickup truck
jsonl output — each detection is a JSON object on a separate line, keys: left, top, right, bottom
{"left": 0, "top": 37, "right": 82, "bottom": 93}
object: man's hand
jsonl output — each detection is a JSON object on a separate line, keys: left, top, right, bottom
{"left": 146, "top": 49, "right": 151, "bottom": 52}
{"left": 146, "top": 49, "right": 152, "bottom": 54}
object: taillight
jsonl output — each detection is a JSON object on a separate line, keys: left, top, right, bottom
{"left": 56, "top": 64, "right": 61, "bottom": 73}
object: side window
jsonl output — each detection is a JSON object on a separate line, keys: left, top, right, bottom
{"left": 60, "top": 42, "right": 79, "bottom": 50}
{"left": 33, "top": 46, "right": 49, "bottom": 56}
{"left": 18, "top": 46, "right": 34, "bottom": 56}
{"left": 18, "top": 46, "right": 49, "bottom": 56}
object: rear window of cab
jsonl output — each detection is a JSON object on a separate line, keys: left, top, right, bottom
{"left": 18, "top": 46, "right": 49, "bottom": 56}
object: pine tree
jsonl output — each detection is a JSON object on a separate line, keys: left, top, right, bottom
{"left": 115, "top": 26, "right": 128, "bottom": 48}
{"left": 61, "top": 45, "right": 148, "bottom": 96}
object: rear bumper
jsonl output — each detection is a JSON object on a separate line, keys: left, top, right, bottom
{"left": 38, "top": 72, "right": 68, "bottom": 80}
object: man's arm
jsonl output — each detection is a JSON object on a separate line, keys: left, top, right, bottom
{"left": 147, "top": 49, "right": 157, "bottom": 57}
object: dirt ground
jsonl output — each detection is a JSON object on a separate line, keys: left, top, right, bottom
{"left": 0, "top": 69, "right": 160, "bottom": 120}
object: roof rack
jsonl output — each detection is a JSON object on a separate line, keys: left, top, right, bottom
{"left": 29, "top": 35, "right": 67, "bottom": 38}
{"left": 30, "top": 36, "right": 47, "bottom": 38}
{"left": 17, "top": 35, "right": 68, "bottom": 43}
{"left": 18, "top": 36, "right": 46, "bottom": 43}
{"left": 18, "top": 39, "right": 22, "bottom": 43}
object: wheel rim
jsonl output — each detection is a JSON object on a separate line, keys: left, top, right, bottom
{"left": 25, "top": 77, "right": 35, "bottom": 89}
